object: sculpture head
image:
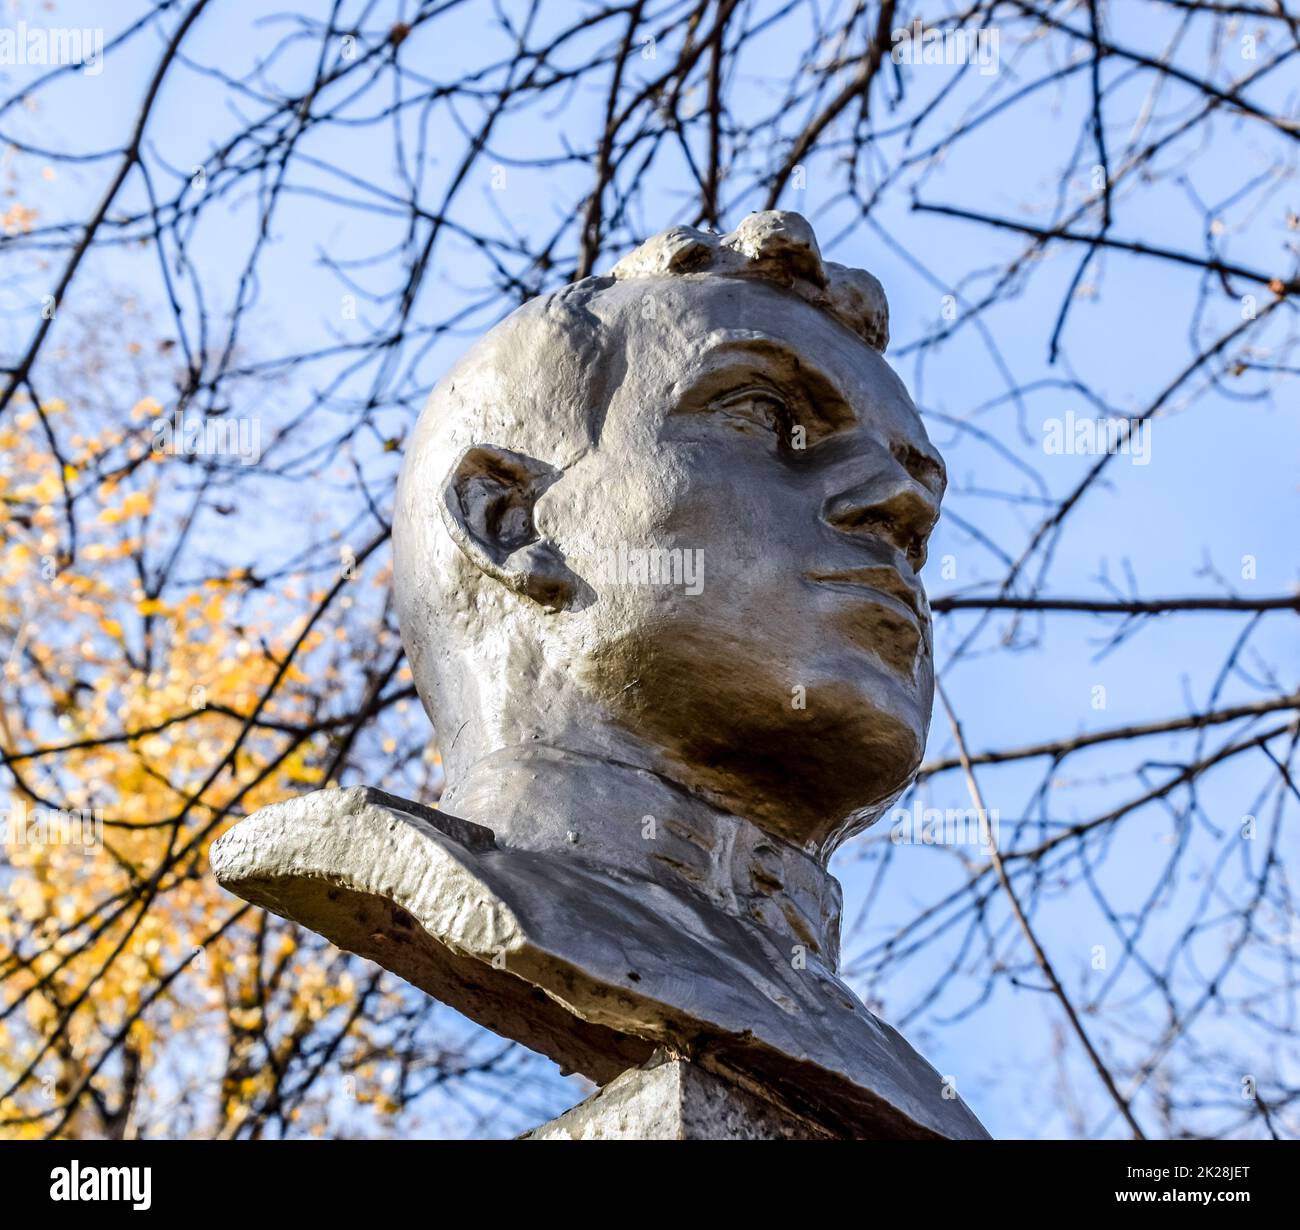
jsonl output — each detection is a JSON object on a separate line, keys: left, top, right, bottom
{"left": 394, "top": 211, "right": 944, "bottom": 862}
{"left": 217, "top": 213, "right": 986, "bottom": 1136}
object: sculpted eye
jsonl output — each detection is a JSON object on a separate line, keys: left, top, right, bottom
{"left": 713, "top": 386, "right": 790, "bottom": 436}
{"left": 670, "top": 363, "right": 851, "bottom": 450}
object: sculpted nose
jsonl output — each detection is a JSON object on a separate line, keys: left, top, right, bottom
{"left": 822, "top": 466, "right": 940, "bottom": 569}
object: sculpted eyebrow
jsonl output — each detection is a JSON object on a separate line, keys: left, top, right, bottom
{"left": 674, "top": 339, "right": 856, "bottom": 425}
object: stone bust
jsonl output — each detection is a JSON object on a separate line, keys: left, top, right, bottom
{"left": 213, "top": 211, "right": 986, "bottom": 1139}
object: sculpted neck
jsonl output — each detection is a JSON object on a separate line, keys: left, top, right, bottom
{"left": 440, "top": 742, "right": 843, "bottom": 968}
{"left": 443, "top": 741, "right": 739, "bottom": 849}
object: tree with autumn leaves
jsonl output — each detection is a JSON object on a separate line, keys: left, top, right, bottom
{"left": 2, "top": 1, "right": 1298, "bottom": 1138}
{"left": 0, "top": 302, "right": 541, "bottom": 1136}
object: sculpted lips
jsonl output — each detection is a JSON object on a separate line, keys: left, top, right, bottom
{"left": 806, "top": 565, "right": 926, "bottom": 624}
{"left": 804, "top": 565, "right": 928, "bottom": 676}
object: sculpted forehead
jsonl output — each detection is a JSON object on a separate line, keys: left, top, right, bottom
{"left": 586, "top": 275, "right": 928, "bottom": 447}
{"left": 408, "top": 271, "right": 933, "bottom": 483}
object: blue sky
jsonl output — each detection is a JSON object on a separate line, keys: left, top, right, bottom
{"left": 3, "top": 0, "right": 1297, "bottom": 1138}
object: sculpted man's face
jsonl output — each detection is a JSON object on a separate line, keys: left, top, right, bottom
{"left": 400, "top": 271, "right": 945, "bottom": 856}
{"left": 541, "top": 277, "right": 944, "bottom": 850}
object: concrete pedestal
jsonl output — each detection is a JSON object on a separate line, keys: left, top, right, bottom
{"left": 523, "top": 1057, "right": 836, "bottom": 1140}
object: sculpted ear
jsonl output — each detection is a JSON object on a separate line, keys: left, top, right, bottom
{"left": 439, "top": 445, "right": 576, "bottom": 611}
